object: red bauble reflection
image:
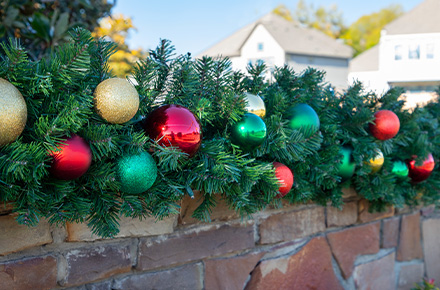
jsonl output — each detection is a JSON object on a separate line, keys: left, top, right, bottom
{"left": 49, "top": 135, "right": 92, "bottom": 180}
{"left": 273, "top": 162, "right": 294, "bottom": 198}
{"left": 407, "top": 153, "right": 435, "bottom": 183}
{"left": 143, "top": 104, "right": 202, "bottom": 157}
{"left": 369, "top": 110, "right": 400, "bottom": 140}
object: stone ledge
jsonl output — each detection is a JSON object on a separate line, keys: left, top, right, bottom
{"left": 0, "top": 214, "right": 52, "bottom": 256}
{"left": 358, "top": 199, "right": 394, "bottom": 223}
{"left": 66, "top": 215, "right": 177, "bottom": 242}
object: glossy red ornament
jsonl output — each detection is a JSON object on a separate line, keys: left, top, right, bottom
{"left": 369, "top": 110, "right": 400, "bottom": 140}
{"left": 49, "top": 135, "right": 92, "bottom": 180}
{"left": 143, "top": 104, "right": 202, "bottom": 157}
{"left": 273, "top": 162, "right": 294, "bottom": 198}
{"left": 407, "top": 153, "right": 435, "bottom": 183}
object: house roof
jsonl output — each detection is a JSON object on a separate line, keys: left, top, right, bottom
{"left": 349, "top": 45, "right": 379, "bottom": 72}
{"left": 384, "top": 0, "right": 440, "bottom": 35}
{"left": 198, "top": 13, "right": 353, "bottom": 59}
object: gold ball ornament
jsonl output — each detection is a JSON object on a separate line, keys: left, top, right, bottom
{"left": 244, "top": 93, "right": 266, "bottom": 118}
{"left": 93, "top": 78, "right": 139, "bottom": 124}
{"left": 365, "top": 149, "right": 384, "bottom": 174}
{"left": 0, "top": 78, "right": 27, "bottom": 146}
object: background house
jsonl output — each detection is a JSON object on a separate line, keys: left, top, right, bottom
{"left": 198, "top": 13, "right": 353, "bottom": 89}
{"left": 349, "top": 0, "right": 440, "bottom": 108}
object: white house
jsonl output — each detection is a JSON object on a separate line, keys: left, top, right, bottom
{"left": 349, "top": 0, "right": 440, "bottom": 108}
{"left": 198, "top": 13, "right": 353, "bottom": 89}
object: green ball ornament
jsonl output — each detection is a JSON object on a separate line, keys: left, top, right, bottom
{"left": 231, "top": 113, "right": 266, "bottom": 151}
{"left": 285, "top": 103, "right": 320, "bottom": 137}
{"left": 391, "top": 160, "right": 409, "bottom": 178}
{"left": 337, "top": 146, "right": 356, "bottom": 182}
{"left": 117, "top": 152, "right": 158, "bottom": 194}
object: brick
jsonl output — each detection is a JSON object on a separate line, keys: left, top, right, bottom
{"left": 327, "top": 222, "right": 380, "bottom": 278}
{"left": 67, "top": 215, "right": 176, "bottom": 242}
{"left": 85, "top": 280, "right": 113, "bottom": 290}
{"left": 205, "top": 251, "right": 265, "bottom": 290}
{"left": 397, "top": 263, "right": 425, "bottom": 290}
{"left": 137, "top": 223, "right": 254, "bottom": 271}
{"left": 259, "top": 207, "right": 325, "bottom": 244}
{"left": 382, "top": 216, "right": 400, "bottom": 248}
{"left": 327, "top": 201, "right": 358, "bottom": 228}
{"left": 397, "top": 212, "right": 423, "bottom": 261}
{"left": 179, "top": 191, "right": 239, "bottom": 225}
{"left": 422, "top": 218, "right": 440, "bottom": 282}
{"left": 358, "top": 199, "right": 394, "bottom": 223}
{"left": 113, "top": 263, "right": 203, "bottom": 290}
{"left": 0, "top": 214, "right": 52, "bottom": 255}
{"left": 353, "top": 252, "right": 395, "bottom": 290}
{"left": 245, "top": 237, "right": 343, "bottom": 290}
{"left": 63, "top": 244, "right": 132, "bottom": 286}
{"left": 0, "top": 256, "right": 57, "bottom": 290}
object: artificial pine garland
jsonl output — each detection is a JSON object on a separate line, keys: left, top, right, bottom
{"left": 0, "top": 28, "right": 439, "bottom": 237}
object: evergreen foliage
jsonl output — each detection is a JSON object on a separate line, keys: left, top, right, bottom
{"left": 0, "top": 28, "right": 439, "bottom": 237}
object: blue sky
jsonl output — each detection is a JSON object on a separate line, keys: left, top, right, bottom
{"left": 113, "top": 0, "right": 423, "bottom": 56}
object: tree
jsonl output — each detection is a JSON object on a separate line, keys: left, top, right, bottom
{"left": 341, "top": 5, "right": 404, "bottom": 56}
{"left": 0, "top": 0, "right": 114, "bottom": 60}
{"left": 273, "top": 1, "right": 347, "bottom": 39}
{"left": 93, "top": 14, "right": 147, "bottom": 77}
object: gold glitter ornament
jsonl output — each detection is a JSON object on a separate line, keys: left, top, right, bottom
{"left": 0, "top": 78, "right": 27, "bottom": 146}
{"left": 93, "top": 78, "right": 139, "bottom": 124}
{"left": 365, "top": 149, "right": 384, "bottom": 174}
{"left": 244, "top": 93, "right": 266, "bottom": 118}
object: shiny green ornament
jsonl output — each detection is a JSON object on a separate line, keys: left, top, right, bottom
{"left": 337, "top": 146, "right": 356, "bottom": 182}
{"left": 391, "top": 160, "right": 409, "bottom": 178}
{"left": 231, "top": 113, "right": 266, "bottom": 151}
{"left": 117, "top": 152, "right": 158, "bottom": 194}
{"left": 285, "top": 103, "right": 320, "bottom": 137}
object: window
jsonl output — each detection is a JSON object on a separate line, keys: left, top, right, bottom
{"left": 257, "top": 42, "right": 264, "bottom": 51}
{"left": 427, "top": 43, "right": 434, "bottom": 59}
{"left": 394, "top": 45, "right": 403, "bottom": 60}
{"left": 408, "top": 44, "right": 420, "bottom": 59}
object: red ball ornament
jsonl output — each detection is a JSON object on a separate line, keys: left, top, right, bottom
{"left": 273, "top": 162, "right": 294, "bottom": 198}
{"left": 49, "top": 135, "right": 92, "bottom": 180}
{"left": 369, "top": 110, "right": 400, "bottom": 140}
{"left": 144, "top": 104, "right": 202, "bottom": 157}
{"left": 407, "top": 153, "right": 435, "bottom": 183}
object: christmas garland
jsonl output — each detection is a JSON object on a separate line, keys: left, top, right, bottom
{"left": 0, "top": 29, "right": 439, "bottom": 237}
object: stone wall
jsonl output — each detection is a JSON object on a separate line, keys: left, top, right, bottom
{"left": 1, "top": 189, "right": 439, "bottom": 290}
